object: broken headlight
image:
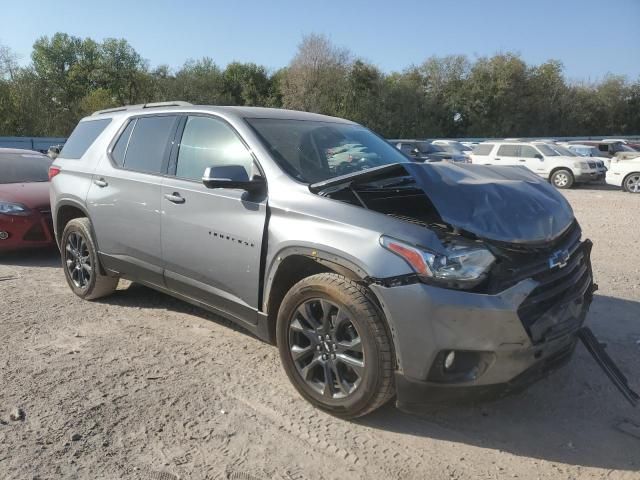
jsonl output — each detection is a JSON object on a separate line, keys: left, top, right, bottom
{"left": 380, "top": 236, "right": 495, "bottom": 289}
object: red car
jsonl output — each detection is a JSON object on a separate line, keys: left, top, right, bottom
{"left": 0, "top": 148, "right": 55, "bottom": 251}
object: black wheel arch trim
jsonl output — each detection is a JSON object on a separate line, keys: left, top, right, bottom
{"left": 54, "top": 199, "right": 106, "bottom": 275}
{"left": 262, "top": 247, "right": 370, "bottom": 313}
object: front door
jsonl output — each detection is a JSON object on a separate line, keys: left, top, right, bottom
{"left": 520, "top": 145, "right": 547, "bottom": 177}
{"left": 161, "top": 115, "right": 267, "bottom": 325}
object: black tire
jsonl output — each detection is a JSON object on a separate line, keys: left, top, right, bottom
{"left": 61, "top": 218, "right": 118, "bottom": 300}
{"left": 622, "top": 172, "right": 640, "bottom": 193}
{"left": 550, "top": 169, "right": 574, "bottom": 189}
{"left": 276, "top": 273, "right": 395, "bottom": 418}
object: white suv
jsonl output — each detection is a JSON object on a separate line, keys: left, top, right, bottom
{"left": 470, "top": 141, "right": 603, "bottom": 189}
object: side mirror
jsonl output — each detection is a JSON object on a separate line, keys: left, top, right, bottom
{"left": 202, "top": 165, "right": 265, "bottom": 193}
{"left": 534, "top": 154, "right": 543, "bottom": 160}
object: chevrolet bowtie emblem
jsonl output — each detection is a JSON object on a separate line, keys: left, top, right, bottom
{"left": 549, "top": 249, "right": 570, "bottom": 269}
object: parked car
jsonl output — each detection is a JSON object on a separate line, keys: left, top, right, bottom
{"left": 548, "top": 144, "right": 606, "bottom": 176}
{"left": 51, "top": 103, "right": 596, "bottom": 418}
{"left": 470, "top": 141, "right": 603, "bottom": 188}
{"left": 568, "top": 140, "right": 639, "bottom": 159}
{"left": 606, "top": 155, "right": 640, "bottom": 193}
{"left": 564, "top": 144, "right": 612, "bottom": 169}
{"left": 431, "top": 139, "right": 473, "bottom": 159}
{"left": 389, "top": 139, "right": 467, "bottom": 163}
{"left": 0, "top": 148, "right": 55, "bottom": 251}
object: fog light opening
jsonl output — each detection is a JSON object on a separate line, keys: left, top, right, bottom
{"left": 444, "top": 351, "right": 456, "bottom": 370}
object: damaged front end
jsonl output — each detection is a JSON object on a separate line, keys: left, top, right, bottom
{"left": 310, "top": 162, "right": 638, "bottom": 408}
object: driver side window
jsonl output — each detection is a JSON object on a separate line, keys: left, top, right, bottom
{"left": 520, "top": 146, "right": 540, "bottom": 158}
{"left": 176, "top": 116, "right": 254, "bottom": 181}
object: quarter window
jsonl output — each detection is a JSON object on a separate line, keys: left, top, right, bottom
{"left": 175, "top": 116, "right": 254, "bottom": 181}
{"left": 496, "top": 145, "right": 519, "bottom": 156}
{"left": 122, "top": 115, "right": 178, "bottom": 174}
{"left": 60, "top": 118, "right": 111, "bottom": 159}
{"left": 111, "top": 120, "right": 135, "bottom": 167}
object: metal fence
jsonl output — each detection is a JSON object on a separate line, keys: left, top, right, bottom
{"left": 0, "top": 137, "right": 67, "bottom": 153}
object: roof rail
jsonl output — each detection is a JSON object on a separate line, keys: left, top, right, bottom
{"left": 92, "top": 101, "right": 193, "bottom": 116}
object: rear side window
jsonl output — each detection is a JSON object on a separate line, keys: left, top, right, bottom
{"left": 60, "top": 118, "right": 111, "bottom": 159}
{"left": 122, "top": 115, "right": 178, "bottom": 174}
{"left": 175, "top": 116, "right": 254, "bottom": 181}
{"left": 110, "top": 120, "right": 136, "bottom": 167}
{"left": 497, "top": 145, "right": 519, "bottom": 156}
{"left": 473, "top": 144, "right": 493, "bottom": 155}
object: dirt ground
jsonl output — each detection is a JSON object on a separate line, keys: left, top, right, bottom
{"left": 1, "top": 185, "right": 639, "bottom": 480}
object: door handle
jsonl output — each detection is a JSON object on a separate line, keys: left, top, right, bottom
{"left": 93, "top": 178, "right": 108, "bottom": 188}
{"left": 494, "top": 158, "right": 501, "bottom": 161}
{"left": 519, "top": 159, "right": 526, "bottom": 162}
{"left": 164, "top": 192, "right": 185, "bottom": 204}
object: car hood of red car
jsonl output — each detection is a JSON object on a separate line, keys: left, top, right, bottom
{"left": 0, "top": 182, "right": 50, "bottom": 210}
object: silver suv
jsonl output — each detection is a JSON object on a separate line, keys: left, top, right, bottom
{"left": 50, "top": 102, "right": 596, "bottom": 418}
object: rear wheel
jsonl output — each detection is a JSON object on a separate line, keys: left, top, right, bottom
{"left": 623, "top": 173, "right": 640, "bottom": 193}
{"left": 61, "top": 218, "right": 118, "bottom": 300}
{"left": 276, "top": 273, "right": 395, "bottom": 418}
{"left": 551, "top": 169, "right": 574, "bottom": 189}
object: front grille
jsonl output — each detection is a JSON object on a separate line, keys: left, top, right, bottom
{"left": 486, "top": 222, "right": 593, "bottom": 343}
{"left": 486, "top": 221, "right": 582, "bottom": 293}
{"left": 517, "top": 241, "right": 592, "bottom": 340}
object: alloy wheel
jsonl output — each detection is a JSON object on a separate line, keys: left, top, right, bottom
{"left": 554, "top": 172, "right": 569, "bottom": 187}
{"left": 65, "top": 231, "right": 92, "bottom": 289}
{"left": 625, "top": 174, "right": 640, "bottom": 193}
{"left": 288, "top": 298, "right": 365, "bottom": 399}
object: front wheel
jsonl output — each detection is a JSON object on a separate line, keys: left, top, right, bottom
{"left": 276, "top": 273, "right": 395, "bottom": 418}
{"left": 61, "top": 218, "right": 119, "bottom": 300}
{"left": 551, "top": 169, "right": 574, "bottom": 189}
{"left": 623, "top": 172, "right": 640, "bottom": 193}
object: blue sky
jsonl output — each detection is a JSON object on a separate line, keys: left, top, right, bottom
{"left": 2, "top": 0, "right": 639, "bottom": 82}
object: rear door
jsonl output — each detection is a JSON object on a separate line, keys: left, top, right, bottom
{"left": 161, "top": 114, "right": 267, "bottom": 325}
{"left": 87, "top": 114, "right": 180, "bottom": 285}
{"left": 494, "top": 144, "right": 520, "bottom": 166}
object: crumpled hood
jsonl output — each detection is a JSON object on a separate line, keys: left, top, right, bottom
{"left": 403, "top": 162, "right": 574, "bottom": 243}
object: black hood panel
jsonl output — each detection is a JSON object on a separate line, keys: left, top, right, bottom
{"left": 403, "top": 162, "right": 574, "bottom": 244}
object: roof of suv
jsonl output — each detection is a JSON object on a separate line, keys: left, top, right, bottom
{"left": 90, "top": 102, "right": 354, "bottom": 124}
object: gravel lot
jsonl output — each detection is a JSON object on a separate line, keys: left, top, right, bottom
{"left": 1, "top": 185, "right": 639, "bottom": 480}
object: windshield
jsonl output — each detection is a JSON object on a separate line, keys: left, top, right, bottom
{"left": 0, "top": 151, "right": 52, "bottom": 184}
{"left": 617, "top": 144, "right": 636, "bottom": 153}
{"left": 441, "top": 141, "right": 470, "bottom": 152}
{"left": 436, "top": 144, "right": 461, "bottom": 154}
{"left": 535, "top": 144, "right": 560, "bottom": 156}
{"left": 549, "top": 145, "right": 577, "bottom": 157}
{"left": 246, "top": 119, "right": 409, "bottom": 183}
{"left": 416, "top": 142, "right": 443, "bottom": 154}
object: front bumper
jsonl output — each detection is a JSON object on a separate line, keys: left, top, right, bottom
{"left": 369, "top": 240, "right": 594, "bottom": 408}
{"left": 0, "top": 211, "right": 55, "bottom": 251}
{"left": 575, "top": 170, "right": 604, "bottom": 183}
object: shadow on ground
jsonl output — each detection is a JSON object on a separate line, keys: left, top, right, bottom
{"left": 572, "top": 183, "right": 620, "bottom": 192}
{"left": 97, "top": 282, "right": 640, "bottom": 472}
{"left": 359, "top": 294, "right": 640, "bottom": 472}
{"left": 2, "top": 248, "right": 639, "bottom": 471}
{"left": 0, "top": 247, "right": 60, "bottom": 267}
